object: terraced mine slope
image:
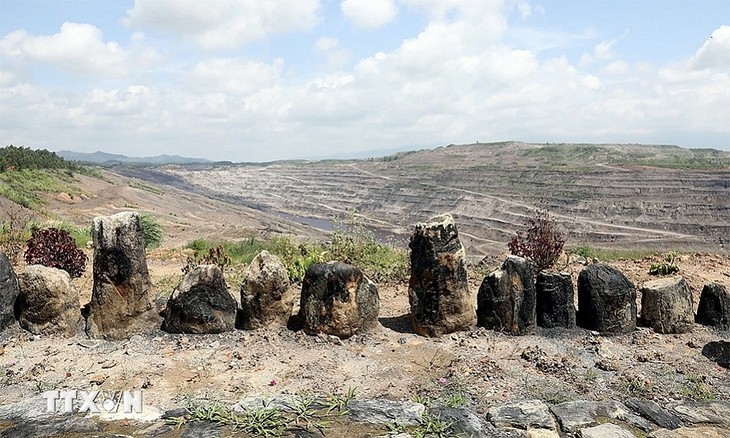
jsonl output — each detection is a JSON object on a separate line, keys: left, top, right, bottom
{"left": 121, "top": 142, "right": 729, "bottom": 257}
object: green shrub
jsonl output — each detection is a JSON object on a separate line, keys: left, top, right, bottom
{"left": 139, "top": 214, "right": 163, "bottom": 249}
{"left": 649, "top": 251, "right": 680, "bottom": 276}
{"left": 24, "top": 227, "right": 87, "bottom": 278}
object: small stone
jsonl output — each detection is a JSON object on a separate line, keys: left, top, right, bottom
{"left": 488, "top": 399, "right": 557, "bottom": 431}
{"left": 90, "top": 374, "right": 107, "bottom": 385}
{"left": 347, "top": 399, "right": 425, "bottom": 426}
{"left": 701, "top": 341, "right": 730, "bottom": 369}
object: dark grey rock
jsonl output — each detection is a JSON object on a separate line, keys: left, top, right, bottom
{"left": 577, "top": 264, "right": 637, "bottom": 334}
{"left": 579, "top": 423, "right": 635, "bottom": 438}
{"left": 0, "top": 252, "right": 19, "bottom": 332}
{"left": 239, "top": 250, "right": 294, "bottom": 329}
{"left": 640, "top": 276, "right": 694, "bottom": 334}
{"left": 16, "top": 265, "right": 82, "bottom": 337}
{"left": 179, "top": 421, "right": 222, "bottom": 438}
{"left": 702, "top": 340, "right": 730, "bottom": 369}
{"left": 668, "top": 401, "right": 730, "bottom": 426}
{"left": 86, "top": 212, "right": 160, "bottom": 340}
{"left": 408, "top": 213, "right": 475, "bottom": 337}
{"left": 695, "top": 283, "right": 730, "bottom": 330}
{"left": 0, "top": 417, "right": 102, "bottom": 438}
{"left": 477, "top": 256, "right": 536, "bottom": 335}
{"left": 536, "top": 272, "right": 576, "bottom": 329}
{"left": 649, "top": 426, "right": 730, "bottom": 437}
{"left": 488, "top": 399, "right": 557, "bottom": 431}
{"left": 300, "top": 261, "right": 379, "bottom": 339}
{"left": 429, "top": 406, "right": 495, "bottom": 437}
{"left": 551, "top": 400, "right": 653, "bottom": 433}
{"left": 625, "top": 398, "right": 682, "bottom": 430}
{"left": 347, "top": 399, "right": 424, "bottom": 426}
{"left": 162, "top": 264, "right": 236, "bottom": 334}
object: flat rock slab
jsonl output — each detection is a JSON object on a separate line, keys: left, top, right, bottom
{"left": 550, "top": 400, "right": 653, "bottom": 433}
{"left": 649, "top": 426, "right": 730, "bottom": 438}
{"left": 668, "top": 401, "right": 730, "bottom": 427}
{"left": 580, "top": 423, "right": 636, "bottom": 438}
{"left": 625, "top": 399, "right": 682, "bottom": 430}
{"left": 488, "top": 399, "right": 557, "bottom": 431}
{"left": 429, "top": 406, "right": 503, "bottom": 437}
{"left": 347, "top": 399, "right": 424, "bottom": 426}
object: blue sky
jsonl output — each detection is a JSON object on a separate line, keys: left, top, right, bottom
{"left": 0, "top": 0, "right": 728, "bottom": 161}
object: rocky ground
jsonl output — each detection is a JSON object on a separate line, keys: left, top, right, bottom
{"left": 1, "top": 146, "right": 729, "bottom": 437}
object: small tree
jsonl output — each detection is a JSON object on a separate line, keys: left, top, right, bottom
{"left": 508, "top": 210, "right": 565, "bottom": 273}
{"left": 24, "top": 227, "right": 87, "bottom": 278}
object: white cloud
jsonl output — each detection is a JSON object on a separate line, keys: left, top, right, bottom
{"left": 125, "top": 0, "right": 321, "bottom": 50}
{"left": 341, "top": 0, "right": 398, "bottom": 28}
{"left": 690, "top": 25, "right": 730, "bottom": 70}
{"left": 314, "top": 37, "right": 351, "bottom": 71}
{"left": 184, "top": 58, "right": 283, "bottom": 95}
{"left": 0, "top": 22, "right": 157, "bottom": 79}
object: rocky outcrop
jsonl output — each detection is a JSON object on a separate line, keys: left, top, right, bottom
{"left": 0, "top": 252, "right": 19, "bottom": 331}
{"left": 238, "top": 250, "right": 294, "bottom": 330}
{"left": 85, "top": 212, "right": 159, "bottom": 340}
{"left": 162, "top": 265, "right": 236, "bottom": 334}
{"left": 299, "top": 261, "right": 379, "bottom": 339}
{"left": 16, "top": 265, "right": 81, "bottom": 337}
{"left": 536, "top": 272, "right": 576, "bottom": 329}
{"left": 695, "top": 283, "right": 730, "bottom": 330}
{"left": 408, "top": 214, "right": 475, "bottom": 337}
{"left": 477, "top": 256, "right": 536, "bottom": 335}
{"left": 577, "top": 264, "right": 637, "bottom": 334}
{"left": 640, "top": 276, "right": 694, "bottom": 334}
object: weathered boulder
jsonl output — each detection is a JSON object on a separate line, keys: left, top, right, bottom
{"left": 488, "top": 399, "right": 557, "bottom": 431}
{"left": 695, "top": 283, "right": 730, "bottom": 330}
{"left": 85, "top": 212, "right": 159, "bottom": 340}
{"left": 162, "top": 265, "right": 236, "bottom": 334}
{"left": 0, "top": 252, "right": 20, "bottom": 331}
{"left": 536, "top": 272, "right": 576, "bottom": 329}
{"left": 577, "top": 264, "right": 637, "bottom": 334}
{"left": 640, "top": 276, "right": 694, "bottom": 334}
{"left": 702, "top": 341, "right": 730, "bottom": 369}
{"left": 347, "top": 399, "right": 425, "bottom": 426}
{"left": 299, "top": 261, "right": 379, "bottom": 339}
{"left": 477, "top": 256, "right": 536, "bottom": 335}
{"left": 238, "top": 250, "right": 294, "bottom": 330}
{"left": 16, "top": 265, "right": 81, "bottom": 337}
{"left": 408, "top": 214, "right": 475, "bottom": 337}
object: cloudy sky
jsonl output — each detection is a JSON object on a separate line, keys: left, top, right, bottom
{"left": 0, "top": 1, "right": 728, "bottom": 162}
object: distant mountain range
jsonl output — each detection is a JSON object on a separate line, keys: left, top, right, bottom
{"left": 57, "top": 150, "right": 211, "bottom": 165}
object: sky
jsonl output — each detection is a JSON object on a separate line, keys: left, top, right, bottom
{"left": 0, "top": 0, "right": 728, "bottom": 162}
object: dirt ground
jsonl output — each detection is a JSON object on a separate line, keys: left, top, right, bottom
{"left": 1, "top": 170, "right": 729, "bottom": 416}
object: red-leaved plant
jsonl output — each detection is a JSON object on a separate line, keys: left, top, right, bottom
{"left": 24, "top": 227, "right": 87, "bottom": 278}
{"left": 508, "top": 210, "right": 565, "bottom": 273}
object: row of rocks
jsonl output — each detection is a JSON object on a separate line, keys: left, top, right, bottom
{"left": 1, "top": 393, "right": 728, "bottom": 437}
{"left": 1, "top": 212, "right": 729, "bottom": 341}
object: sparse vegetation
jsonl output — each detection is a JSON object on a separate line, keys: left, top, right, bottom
{"left": 24, "top": 227, "right": 87, "bottom": 278}
{"left": 649, "top": 251, "right": 680, "bottom": 276}
{"left": 508, "top": 210, "right": 565, "bottom": 273}
{"left": 140, "top": 214, "right": 164, "bottom": 249}
{"left": 185, "top": 230, "right": 408, "bottom": 284}
{"left": 678, "top": 375, "right": 715, "bottom": 401}
{"left": 571, "top": 245, "right": 657, "bottom": 262}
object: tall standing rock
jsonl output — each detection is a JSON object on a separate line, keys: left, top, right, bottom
{"left": 162, "top": 265, "right": 236, "bottom": 334}
{"left": 299, "top": 261, "right": 379, "bottom": 339}
{"left": 408, "top": 214, "right": 475, "bottom": 337}
{"left": 0, "top": 253, "right": 20, "bottom": 332}
{"left": 695, "top": 283, "right": 730, "bottom": 330}
{"left": 16, "top": 265, "right": 82, "bottom": 337}
{"left": 536, "top": 272, "right": 576, "bottom": 329}
{"left": 86, "top": 212, "right": 159, "bottom": 340}
{"left": 577, "top": 264, "right": 637, "bottom": 334}
{"left": 477, "top": 256, "right": 536, "bottom": 335}
{"left": 238, "top": 251, "right": 294, "bottom": 330}
{"left": 640, "top": 276, "right": 694, "bottom": 334}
